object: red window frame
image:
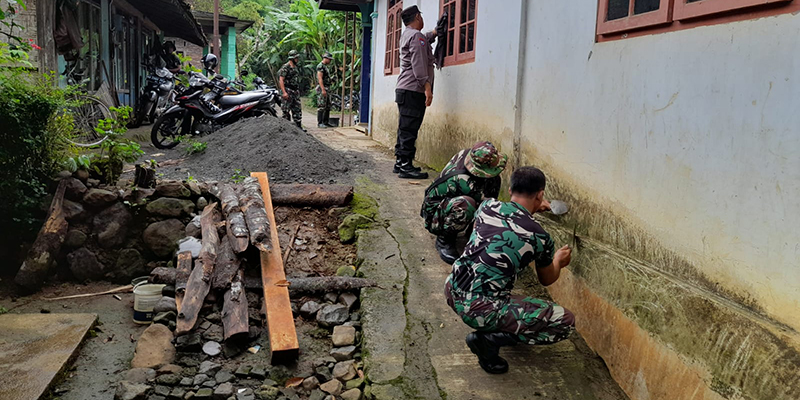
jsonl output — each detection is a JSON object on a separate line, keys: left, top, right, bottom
{"left": 384, "top": 0, "right": 403, "bottom": 75}
{"left": 597, "top": 0, "right": 673, "bottom": 35}
{"left": 597, "top": 0, "right": 797, "bottom": 39}
{"left": 440, "top": 0, "right": 477, "bottom": 66}
{"left": 673, "top": 0, "right": 791, "bottom": 20}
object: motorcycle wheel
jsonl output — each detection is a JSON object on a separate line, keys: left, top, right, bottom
{"left": 266, "top": 106, "right": 277, "bottom": 117}
{"left": 151, "top": 109, "right": 186, "bottom": 149}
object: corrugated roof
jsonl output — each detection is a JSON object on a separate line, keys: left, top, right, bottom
{"left": 134, "top": 0, "right": 207, "bottom": 45}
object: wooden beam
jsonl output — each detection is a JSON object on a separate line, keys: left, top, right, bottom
{"left": 222, "top": 267, "right": 248, "bottom": 341}
{"left": 14, "top": 180, "right": 68, "bottom": 291}
{"left": 270, "top": 184, "right": 354, "bottom": 207}
{"left": 250, "top": 172, "right": 299, "bottom": 363}
{"left": 176, "top": 203, "right": 220, "bottom": 335}
{"left": 175, "top": 251, "right": 192, "bottom": 311}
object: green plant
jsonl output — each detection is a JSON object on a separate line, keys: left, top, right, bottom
{"left": 74, "top": 106, "right": 144, "bottom": 183}
{"left": 231, "top": 168, "right": 246, "bottom": 183}
{"left": 186, "top": 173, "right": 197, "bottom": 183}
{"left": 0, "top": 306, "right": 8, "bottom": 315}
{"left": 184, "top": 139, "right": 208, "bottom": 155}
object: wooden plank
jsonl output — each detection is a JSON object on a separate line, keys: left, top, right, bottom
{"left": 175, "top": 252, "right": 192, "bottom": 312}
{"left": 222, "top": 267, "right": 249, "bottom": 341}
{"left": 250, "top": 172, "right": 299, "bottom": 362}
{"left": 176, "top": 203, "right": 220, "bottom": 335}
{"left": 241, "top": 177, "right": 272, "bottom": 251}
{"left": 211, "top": 238, "right": 239, "bottom": 291}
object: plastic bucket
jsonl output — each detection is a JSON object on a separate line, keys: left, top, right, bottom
{"left": 133, "top": 283, "right": 166, "bottom": 324}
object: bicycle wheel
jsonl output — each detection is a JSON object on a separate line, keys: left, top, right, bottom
{"left": 66, "top": 94, "right": 111, "bottom": 145}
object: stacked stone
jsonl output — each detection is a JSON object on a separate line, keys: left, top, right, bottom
{"left": 53, "top": 175, "right": 211, "bottom": 284}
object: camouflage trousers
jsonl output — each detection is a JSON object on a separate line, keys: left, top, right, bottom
{"left": 317, "top": 88, "right": 331, "bottom": 114}
{"left": 281, "top": 88, "right": 302, "bottom": 124}
{"left": 445, "top": 279, "right": 575, "bottom": 345}
{"left": 423, "top": 195, "right": 478, "bottom": 236}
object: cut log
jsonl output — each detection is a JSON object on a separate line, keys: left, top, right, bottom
{"left": 226, "top": 211, "right": 249, "bottom": 253}
{"left": 251, "top": 172, "right": 299, "bottom": 363}
{"left": 176, "top": 203, "right": 220, "bottom": 335}
{"left": 222, "top": 267, "right": 248, "bottom": 341}
{"left": 150, "top": 269, "right": 379, "bottom": 295}
{"left": 175, "top": 251, "right": 192, "bottom": 311}
{"left": 240, "top": 177, "right": 271, "bottom": 252}
{"left": 14, "top": 180, "right": 69, "bottom": 291}
{"left": 211, "top": 238, "right": 239, "bottom": 291}
{"left": 270, "top": 184, "right": 354, "bottom": 207}
{"left": 218, "top": 184, "right": 241, "bottom": 215}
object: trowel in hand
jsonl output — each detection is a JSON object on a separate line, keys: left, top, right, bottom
{"left": 547, "top": 200, "right": 579, "bottom": 249}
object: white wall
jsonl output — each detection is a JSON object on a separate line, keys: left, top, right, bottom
{"left": 370, "top": 0, "right": 523, "bottom": 167}
{"left": 369, "top": 0, "right": 800, "bottom": 332}
{"left": 519, "top": 1, "right": 800, "bottom": 331}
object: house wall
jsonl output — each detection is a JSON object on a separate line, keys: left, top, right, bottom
{"left": 369, "top": 1, "right": 800, "bottom": 399}
{"left": 370, "top": 0, "right": 524, "bottom": 171}
{"left": 0, "top": 0, "right": 39, "bottom": 67}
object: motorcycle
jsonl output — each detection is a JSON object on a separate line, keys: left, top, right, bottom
{"left": 150, "top": 71, "right": 280, "bottom": 149}
{"left": 130, "top": 56, "right": 178, "bottom": 128}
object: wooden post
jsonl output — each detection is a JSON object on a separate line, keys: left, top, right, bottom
{"left": 340, "top": 13, "right": 348, "bottom": 127}
{"left": 250, "top": 172, "right": 299, "bottom": 363}
{"left": 222, "top": 267, "right": 248, "bottom": 341}
{"left": 348, "top": 12, "right": 357, "bottom": 126}
{"left": 175, "top": 251, "right": 192, "bottom": 311}
{"left": 35, "top": 0, "right": 57, "bottom": 76}
{"left": 213, "top": 0, "right": 221, "bottom": 71}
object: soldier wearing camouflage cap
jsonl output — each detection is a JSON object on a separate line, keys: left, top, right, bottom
{"left": 420, "top": 141, "right": 508, "bottom": 264}
{"left": 278, "top": 50, "right": 304, "bottom": 130}
{"left": 316, "top": 52, "right": 335, "bottom": 128}
{"left": 445, "top": 166, "right": 575, "bottom": 374}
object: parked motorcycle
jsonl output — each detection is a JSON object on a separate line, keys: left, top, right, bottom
{"left": 150, "top": 69, "right": 280, "bottom": 149}
{"left": 130, "top": 56, "right": 178, "bottom": 128}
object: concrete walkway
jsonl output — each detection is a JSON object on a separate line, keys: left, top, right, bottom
{"left": 0, "top": 313, "right": 97, "bottom": 400}
{"left": 307, "top": 119, "right": 629, "bottom": 400}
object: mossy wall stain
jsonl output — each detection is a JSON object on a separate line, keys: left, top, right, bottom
{"left": 371, "top": 102, "right": 800, "bottom": 400}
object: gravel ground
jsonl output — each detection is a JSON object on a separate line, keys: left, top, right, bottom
{"left": 132, "top": 116, "right": 373, "bottom": 184}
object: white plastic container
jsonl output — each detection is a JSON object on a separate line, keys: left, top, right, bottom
{"left": 133, "top": 283, "right": 166, "bottom": 324}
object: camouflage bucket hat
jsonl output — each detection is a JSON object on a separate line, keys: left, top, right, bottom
{"left": 464, "top": 141, "right": 508, "bottom": 178}
{"left": 288, "top": 50, "right": 299, "bottom": 59}
{"left": 323, "top": 52, "right": 333, "bottom": 59}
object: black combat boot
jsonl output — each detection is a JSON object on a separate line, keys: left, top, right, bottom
{"left": 435, "top": 236, "right": 459, "bottom": 264}
{"left": 465, "top": 331, "right": 520, "bottom": 374}
{"left": 317, "top": 110, "right": 327, "bottom": 128}
{"left": 295, "top": 121, "right": 307, "bottom": 132}
{"left": 324, "top": 110, "right": 336, "bottom": 127}
{"left": 397, "top": 158, "right": 428, "bottom": 179}
{"left": 393, "top": 158, "right": 422, "bottom": 174}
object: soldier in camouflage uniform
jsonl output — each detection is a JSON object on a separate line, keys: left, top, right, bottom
{"left": 316, "top": 52, "right": 335, "bottom": 128}
{"left": 278, "top": 50, "right": 304, "bottom": 130}
{"left": 445, "top": 166, "right": 574, "bottom": 374}
{"left": 421, "top": 141, "right": 507, "bottom": 264}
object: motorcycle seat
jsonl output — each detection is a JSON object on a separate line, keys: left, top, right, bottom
{"left": 219, "top": 92, "right": 269, "bottom": 106}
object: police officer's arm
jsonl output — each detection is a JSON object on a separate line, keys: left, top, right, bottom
{"left": 317, "top": 69, "right": 326, "bottom": 95}
{"left": 410, "top": 32, "right": 433, "bottom": 103}
{"left": 536, "top": 245, "right": 572, "bottom": 286}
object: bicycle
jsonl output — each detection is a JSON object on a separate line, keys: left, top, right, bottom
{"left": 61, "top": 58, "right": 112, "bottom": 146}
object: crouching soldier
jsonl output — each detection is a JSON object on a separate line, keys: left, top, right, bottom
{"left": 445, "top": 167, "right": 575, "bottom": 374}
{"left": 420, "top": 141, "right": 507, "bottom": 264}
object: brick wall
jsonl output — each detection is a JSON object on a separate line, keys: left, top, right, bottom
{"left": 0, "top": 0, "right": 40, "bottom": 68}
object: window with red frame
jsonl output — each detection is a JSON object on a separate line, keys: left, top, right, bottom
{"left": 384, "top": 0, "right": 403, "bottom": 75}
{"left": 441, "top": 0, "right": 477, "bottom": 65}
{"left": 597, "top": 0, "right": 794, "bottom": 38}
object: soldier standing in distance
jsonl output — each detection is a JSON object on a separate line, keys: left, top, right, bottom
{"left": 445, "top": 167, "right": 575, "bottom": 375}
{"left": 421, "top": 142, "right": 508, "bottom": 264}
{"left": 316, "top": 52, "right": 335, "bottom": 128}
{"left": 394, "top": 5, "right": 437, "bottom": 179}
{"left": 278, "top": 50, "right": 304, "bottom": 131}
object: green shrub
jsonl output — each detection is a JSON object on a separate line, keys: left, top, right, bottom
{"left": 0, "top": 73, "right": 72, "bottom": 239}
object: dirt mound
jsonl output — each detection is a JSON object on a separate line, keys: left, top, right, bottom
{"left": 156, "top": 117, "right": 371, "bottom": 184}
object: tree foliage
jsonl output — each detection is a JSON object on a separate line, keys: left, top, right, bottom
{"left": 193, "top": 0, "right": 362, "bottom": 95}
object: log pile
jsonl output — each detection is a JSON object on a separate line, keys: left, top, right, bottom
{"left": 162, "top": 176, "right": 362, "bottom": 361}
